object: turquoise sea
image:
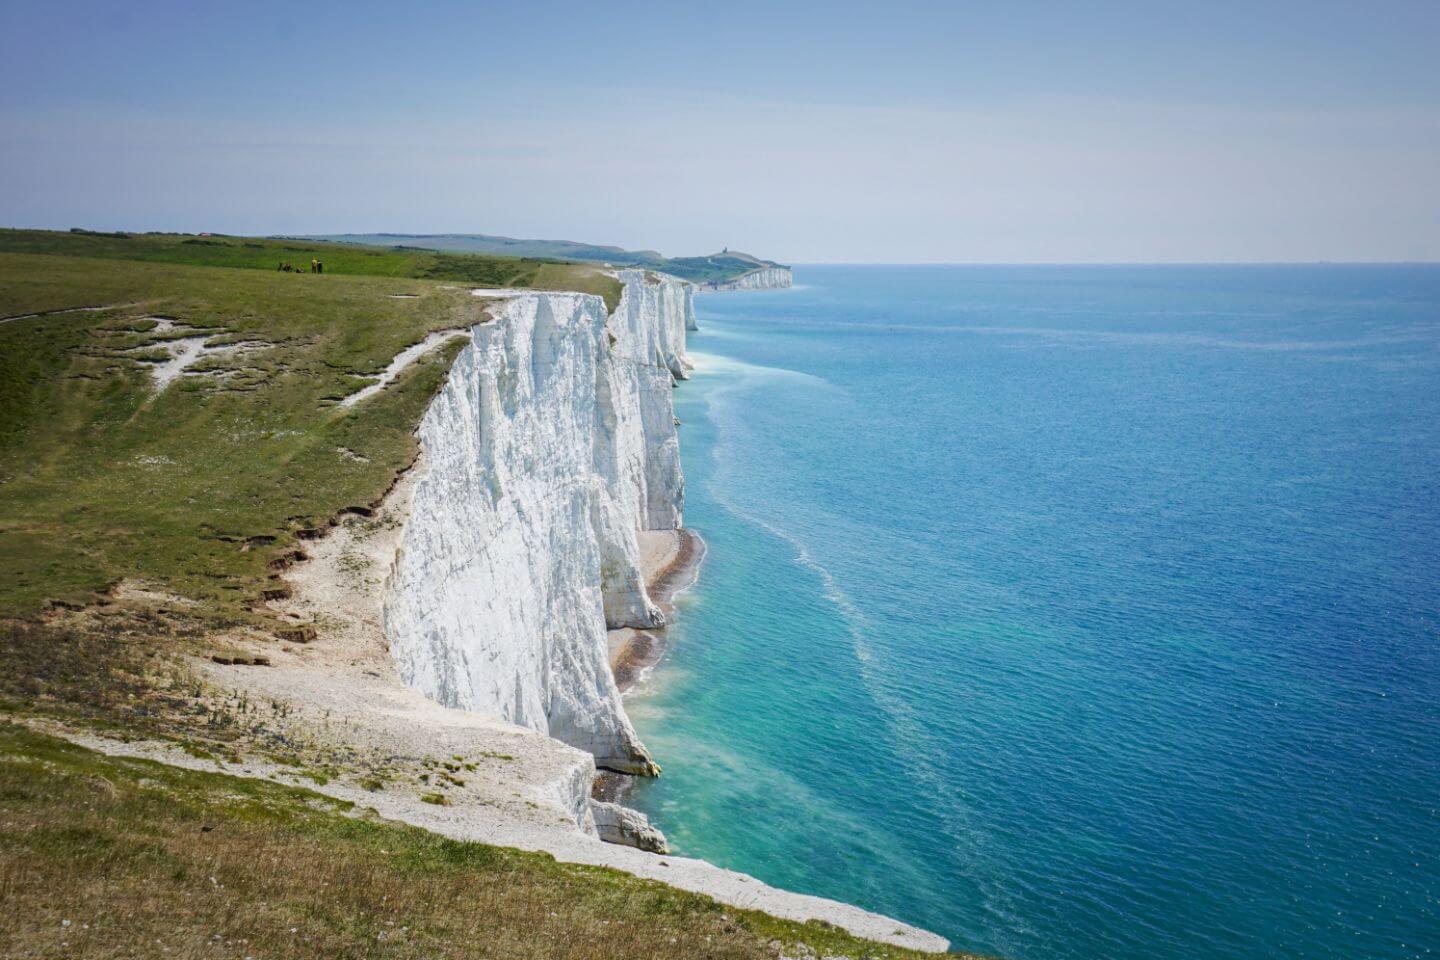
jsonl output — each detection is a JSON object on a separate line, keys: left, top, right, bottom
{"left": 627, "top": 265, "right": 1440, "bottom": 960}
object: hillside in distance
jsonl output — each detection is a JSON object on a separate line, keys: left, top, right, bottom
{"left": 306, "top": 233, "right": 788, "bottom": 284}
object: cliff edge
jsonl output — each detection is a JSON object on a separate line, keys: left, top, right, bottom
{"left": 384, "top": 271, "right": 696, "bottom": 776}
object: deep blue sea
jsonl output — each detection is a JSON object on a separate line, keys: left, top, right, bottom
{"left": 626, "top": 265, "right": 1440, "bottom": 960}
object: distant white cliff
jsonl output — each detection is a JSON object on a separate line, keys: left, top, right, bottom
{"left": 697, "top": 265, "right": 793, "bottom": 291}
{"left": 383, "top": 271, "right": 695, "bottom": 776}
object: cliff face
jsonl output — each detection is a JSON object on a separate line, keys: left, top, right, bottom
{"left": 698, "top": 266, "right": 793, "bottom": 291}
{"left": 605, "top": 270, "right": 693, "bottom": 531}
{"left": 383, "top": 272, "right": 692, "bottom": 775}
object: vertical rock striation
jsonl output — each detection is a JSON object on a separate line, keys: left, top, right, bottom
{"left": 606, "top": 270, "right": 692, "bottom": 531}
{"left": 383, "top": 271, "right": 693, "bottom": 775}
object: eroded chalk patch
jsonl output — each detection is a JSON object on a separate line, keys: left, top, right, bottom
{"left": 337, "top": 329, "right": 469, "bottom": 409}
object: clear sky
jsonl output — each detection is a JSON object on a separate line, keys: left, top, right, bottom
{"left": 2, "top": 0, "right": 1437, "bottom": 262}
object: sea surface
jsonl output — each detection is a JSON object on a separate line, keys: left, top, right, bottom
{"left": 626, "top": 265, "right": 1440, "bottom": 960}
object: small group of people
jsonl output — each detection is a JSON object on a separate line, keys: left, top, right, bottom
{"left": 276, "top": 259, "right": 324, "bottom": 274}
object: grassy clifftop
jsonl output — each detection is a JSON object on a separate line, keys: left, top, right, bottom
{"left": 0, "top": 229, "right": 622, "bottom": 309}
{"left": 1, "top": 252, "right": 469, "bottom": 620}
{"left": 0, "top": 230, "right": 621, "bottom": 621}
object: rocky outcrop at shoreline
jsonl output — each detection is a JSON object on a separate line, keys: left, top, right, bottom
{"left": 609, "top": 527, "right": 706, "bottom": 692}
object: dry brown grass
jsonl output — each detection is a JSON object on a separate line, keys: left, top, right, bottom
{"left": 0, "top": 725, "right": 957, "bottom": 960}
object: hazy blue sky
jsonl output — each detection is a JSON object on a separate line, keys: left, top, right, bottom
{"left": 2, "top": 0, "right": 1437, "bottom": 262}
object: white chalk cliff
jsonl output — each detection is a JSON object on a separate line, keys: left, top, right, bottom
{"left": 699, "top": 265, "right": 793, "bottom": 291}
{"left": 383, "top": 271, "right": 696, "bottom": 775}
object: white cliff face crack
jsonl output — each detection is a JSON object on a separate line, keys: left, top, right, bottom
{"left": 384, "top": 271, "right": 694, "bottom": 776}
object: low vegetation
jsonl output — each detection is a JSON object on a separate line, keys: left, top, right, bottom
{"left": 0, "top": 617, "right": 179, "bottom": 726}
{"left": 0, "top": 250, "right": 474, "bottom": 620}
{"left": 0, "top": 229, "right": 621, "bottom": 309}
{"left": 0, "top": 724, "right": 950, "bottom": 960}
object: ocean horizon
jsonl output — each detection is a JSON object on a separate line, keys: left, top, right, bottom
{"left": 629, "top": 264, "right": 1440, "bottom": 960}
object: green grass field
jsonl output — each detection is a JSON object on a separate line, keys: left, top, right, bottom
{"left": 1, "top": 252, "right": 470, "bottom": 620}
{"left": 0, "top": 229, "right": 621, "bottom": 308}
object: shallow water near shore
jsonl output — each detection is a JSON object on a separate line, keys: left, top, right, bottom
{"left": 627, "top": 265, "right": 1440, "bottom": 960}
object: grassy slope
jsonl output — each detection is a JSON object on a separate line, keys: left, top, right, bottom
{"left": 0, "top": 251, "right": 479, "bottom": 619}
{"left": 0, "top": 724, "right": 954, "bottom": 960}
{"left": 0, "top": 229, "right": 622, "bottom": 310}
{"left": 312, "top": 232, "right": 669, "bottom": 266}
